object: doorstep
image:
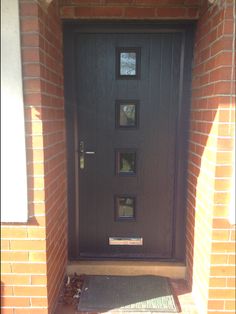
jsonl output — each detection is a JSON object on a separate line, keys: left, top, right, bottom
{"left": 67, "top": 261, "right": 186, "bottom": 279}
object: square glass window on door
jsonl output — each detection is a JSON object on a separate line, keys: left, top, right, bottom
{"left": 116, "top": 100, "right": 139, "bottom": 129}
{"left": 120, "top": 52, "right": 136, "bottom": 75}
{"left": 116, "top": 150, "right": 136, "bottom": 175}
{"left": 116, "top": 48, "right": 140, "bottom": 79}
{"left": 115, "top": 195, "right": 135, "bottom": 220}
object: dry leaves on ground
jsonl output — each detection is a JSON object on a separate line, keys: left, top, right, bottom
{"left": 59, "top": 273, "right": 85, "bottom": 306}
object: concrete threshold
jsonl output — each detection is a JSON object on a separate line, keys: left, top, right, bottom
{"left": 67, "top": 261, "right": 186, "bottom": 279}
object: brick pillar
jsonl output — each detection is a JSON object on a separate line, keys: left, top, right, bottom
{"left": 186, "top": 0, "right": 235, "bottom": 313}
{"left": 1, "top": 1, "right": 67, "bottom": 313}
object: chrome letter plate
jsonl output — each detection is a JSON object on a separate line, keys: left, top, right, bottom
{"left": 109, "top": 237, "right": 143, "bottom": 246}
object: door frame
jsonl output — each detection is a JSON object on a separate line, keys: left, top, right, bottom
{"left": 63, "top": 21, "right": 195, "bottom": 262}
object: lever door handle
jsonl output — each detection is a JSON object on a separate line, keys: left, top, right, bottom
{"left": 79, "top": 141, "right": 95, "bottom": 169}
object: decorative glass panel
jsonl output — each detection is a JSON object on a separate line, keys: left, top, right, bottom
{"left": 116, "top": 101, "right": 138, "bottom": 129}
{"left": 116, "top": 48, "right": 140, "bottom": 79}
{"left": 120, "top": 52, "right": 136, "bottom": 75}
{"left": 116, "top": 151, "right": 136, "bottom": 175}
{"left": 115, "top": 196, "right": 135, "bottom": 220}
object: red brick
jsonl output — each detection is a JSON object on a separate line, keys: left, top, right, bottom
{"left": 21, "top": 34, "right": 40, "bottom": 47}
{"left": 24, "top": 94, "right": 42, "bottom": 106}
{"left": 23, "top": 64, "right": 41, "bottom": 77}
{"left": 0, "top": 309, "right": 14, "bottom": 314}
{"left": 225, "top": 300, "right": 236, "bottom": 311}
{"left": 1, "top": 252, "right": 29, "bottom": 262}
{"left": 223, "top": 19, "right": 234, "bottom": 34}
{"left": 218, "top": 109, "right": 233, "bottom": 122}
{"left": 20, "top": 3, "right": 38, "bottom": 17}
{"left": 22, "top": 48, "right": 41, "bottom": 62}
{"left": 210, "top": 264, "right": 235, "bottom": 277}
{"left": 212, "top": 218, "right": 231, "bottom": 229}
{"left": 210, "top": 67, "right": 232, "bottom": 81}
{"left": 215, "top": 51, "right": 233, "bottom": 67}
{"left": 199, "top": 73, "right": 209, "bottom": 85}
{"left": 211, "top": 37, "right": 233, "bottom": 56}
{"left": 14, "top": 310, "right": 48, "bottom": 314}
{"left": 184, "top": 0, "right": 200, "bottom": 5}
{"left": 134, "top": 0, "right": 170, "bottom": 4}
{"left": 12, "top": 263, "right": 46, "bottom": 274}
{"left": 2, "top": 297, "right": 31, "bottom": 307}
{"left": 31, "top": 275, "right": 47, "bottom": 285}
{"left": 27, "top": 228, "right": 46, "bottom": 239}
{"left": 217, "top": 138, "right": 233, "bottom": 150}
{"left": 1, "top": 274, "right": 31, "bottom": 285}
{"left": 1, "top": 240, "right": 10, "bottom": 250}
{"left": 214, "top": 178, "right": 231, "bottom": 190}
{"left": 209, "top": 288, "right": 235, "bottom": 299}
{"left": 210, "top": 254, "right": 228, "bottom": 266}
{"left": 23, "top": 79, "right": 41, "bottom": 92}
{"left": 31, "top": 297, "right": 48, "bottom": 307}
{"left": 208, "top": 300, "right": 224, "bottom": 310}
{"left": 71, "top": 0, "right": 102, "bottom": 3}
{"left": 228, "top": 254, "right": 235, "bottom": 264}
{"left": 156, "top": 7, "right": 186, "bottom": 17}
{"left": 1, "top": 263, "right": 12, "bottom": 273}
{"left": 212, "top": 10, "right": 224, "bottom": 28}
{"left": 211, "top": 242, "right": 236, "bottom": 253}
{"left": 209, "top": 277, "right": 227, "bottom": 287}
{"left": 227, "top": 277, "right": 236, "bottom": 287}
{"left": 13, "top": 286, "right": 47, "bottom": 297}
{"left": 214, "top": 81, "right": 233, "bottom": 94}
{"left": 205, "top": 312, "right": 233, "bottom": 314}
{"left": 133, "top": 0, "right": 169, "bottom": 4}
{"left": 21, "top": 19, "right": 39, "bottom": 32}
{"left": 230, "top": 229, "right": 235, "bottom": 241}
{"left": 1, "top": 228, "right": 27, "bottom": 238}
{"left": 75, "top": 6, "right": 123, "bottom": 17}
{"left": 224, "top": 6, "right": 234, "bottom": 19}
{"left": 202, "top": 83, "right": 215, "bottom": 96}
{"left": 29, "top": 252, "right": 46, "bottom": 262}
{"left": 125, "top": 7, "right": 156, "bottom": 17}
{"left": 1, "top": 286, "right": 13, "bottom": 296}
{"left": 187, "top": 7, "right": 199, "bottom": 18}
{"left": 106, "top": 0, "right": 134, "bottom": 6}
{"left": 60, "top": 6, "right": 75, "bottom": 18}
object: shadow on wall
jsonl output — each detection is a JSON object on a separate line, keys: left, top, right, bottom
{"left": 1, "top": 282, "right": 5, "bottom": 307}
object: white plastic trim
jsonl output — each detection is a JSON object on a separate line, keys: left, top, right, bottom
{"left": 1, "top": 0, "right": 28, "bottom": 222}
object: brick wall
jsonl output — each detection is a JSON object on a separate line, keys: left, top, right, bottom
{"left": 1, "top": 0, "right": 235, "bottom": 313}
{"left": 186, "top": 0, "right": 235, "bottom": 313}
{"left": 60, "top": 0, "right": 200, "bottom": 19}
{"left": 1, "top": 1, "right": 67, "bottom": 313}
{"left": 38, "top": 1, "right": 67, "bottom": 312}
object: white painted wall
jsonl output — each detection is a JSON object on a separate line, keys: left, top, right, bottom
{"left": 1, "top": 0, "right": 28, "bottom": 222}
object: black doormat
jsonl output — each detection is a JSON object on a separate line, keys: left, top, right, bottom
{"left": 77, "top": 275, "right": 181, "bottom": 313}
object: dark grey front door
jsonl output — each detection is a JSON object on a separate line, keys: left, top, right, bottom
{"left": 64, "top": 23, "right": 194, "bottom": 260}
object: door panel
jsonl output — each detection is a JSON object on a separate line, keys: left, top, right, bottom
{"left": 75, "top": 33, "right": 182, "bottom": 258}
